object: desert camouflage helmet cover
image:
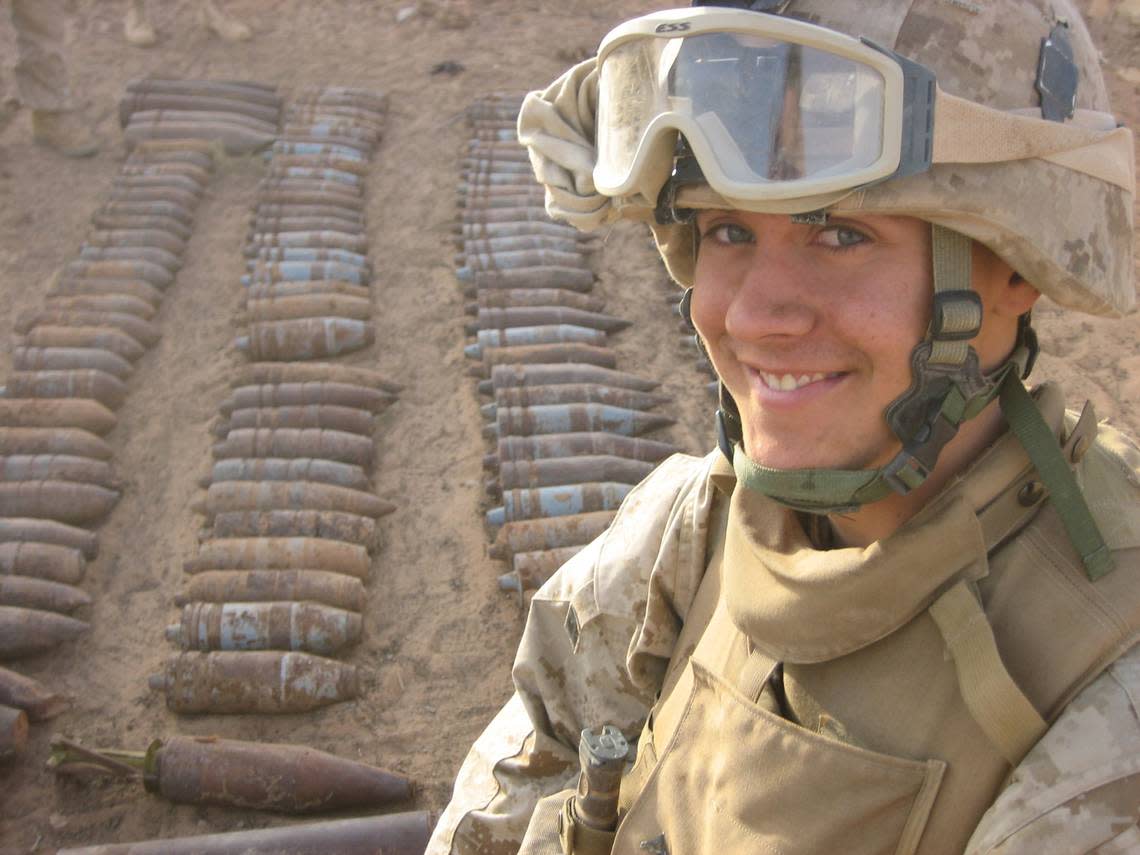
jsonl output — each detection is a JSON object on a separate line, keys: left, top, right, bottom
{"left": 518, "top": 0, "right": 1136, "bottom": 317}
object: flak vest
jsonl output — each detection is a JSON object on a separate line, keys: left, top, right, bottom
{"left": 602, "top": 391, "right": 1140, "bottom": 855}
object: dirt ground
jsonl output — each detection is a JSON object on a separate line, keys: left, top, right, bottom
{"left": 0, "top": 0, "right": 1135, "bottom": 851}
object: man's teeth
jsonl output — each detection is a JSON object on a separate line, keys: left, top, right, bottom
{"left": 760, "top": 372, "right": 827, "bottom": 391}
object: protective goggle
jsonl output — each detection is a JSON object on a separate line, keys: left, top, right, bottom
{"left": 593, "top": 8, "right": 1133, "bottom": 209}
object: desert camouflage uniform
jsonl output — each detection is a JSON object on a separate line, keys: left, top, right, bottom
{"left": 428, "top": 387, "right": 1140, "bottom": 854}
{"left": 7, "top": 0, "right": 73, "bottom": 111}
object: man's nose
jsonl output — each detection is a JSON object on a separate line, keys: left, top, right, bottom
{"left": 724, "top": 255, "right": 817, "bottom": 341}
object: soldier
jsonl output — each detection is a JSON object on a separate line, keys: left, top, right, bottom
{"left": 2, "top": 0, "right": 99, "bottom": 157}
{"left": 430, "top": 1, "right": 1139, "bottom": 853}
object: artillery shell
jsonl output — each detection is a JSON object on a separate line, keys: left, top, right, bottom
{"left": 0, "top": 522, "right": 98, "bottom": 563}
{"left": 459, "top": 205, "right": 549, "bottom": 225}
{"left": 196, "top": 481, "right": 394, "bottom": 519}
{"left": 118, "top": 161, "right": 212, "bottom": 186}
{"left": 0, "top": 539, "right": 90, "bottom": 579}
{"left": 243, "top": 294, "right": 371, "bottom": 322}
{"left": 0, "top": 481, "right": 120, "bottom": 525}
{"left": 473, "top": 344, "right": 617, "bottom": 374}
{"left": 468, "top": 324, "right": 606, "bottom": 352}
{"left": 202, "top": 458, "right": 369, "bottom": 491}
{"left": 123, "top": 119, "right": 275, "bottom": 155}
{"left": 232, "top": 361, "right": 401, "bottom": 394}
{"left": 177, "top": 570, "right": 365, "bottom": 612}
{"left": 0, "top": 427, "right": 112, "bottom": 461}
{"left": 208, "top": 510, "right": 376, "bottom": 547}
{"left": 0, "top": 665, "right": 68, "bottom": 720}
{"left": 18, "top": 325, "right": 146, "bottom": 362}
{"left": 79, "top": 245, "right": 182, "bottom": 273}
{"left": 105, "top": 184, "right": 199, "bottom": 212}
{"left": 0, "top": 399, "right": 117, "bottom": 435}
{"left": 262, "top": 166, "right": 363, "bottom": 186}
{"left": 0, "top": 455, "right": 117, "bottom": 488}
{"left": 460, "top": 236, "right": 579, "bottom": 257}
{"left": 473, "top": 307, "right": 629, "bottom": 334}
{"left": 84, "top": 227, "right": 187, "bottom": 256}
{"left": 185, "top": 536, "right": 369, "bottom": 576}
{"left": 470, "top": 266, "right": 595, "bottom": 293}
{"left": 509, "top": 546, "right": 585, "bottom": 592}
{"left": 55, "top": 811, "right": 432, "bottom": 855}
{"left": 243, "top": 282, "right": 370, "bottom": 304}
{"left": 63, "top": 259, "right": 174, "bottom": 289}
{"left": 486, "top": 482, "right": 632, "bottom": 526}
{"left": 119, "top": 92, "right": 281, "bottom": 125}
{"left": 13, "top": 346, "right": 134, "bottom": 381}
{"left": 143, "top": 734, "right": 410, "bottom": 813}
{"left": 236, "top": 318, "right": 374, "bottom": 361}
{"left": 126, "top": 78, "right": 281, "bottom": 108}
{"left": 488, "top": 510, "right": 616, "bottom": 560}
{"left": 0, "top": 575, "right": 90, "bottom": 613}
{"left": 490, "top": 432, "right": 681, "bottom": 467}
{"left": 457, "top": 249, "right": 587, "bottom": 278}
{"left": 269, "top": 153, "right": 368, "bottom": 176}
{"left": 490, "top": 404, "right": 675, "bottom": 438}
{"left": 251, "top": 213, "right": 364, "bottom": 234}
{"left": 256, "top": 189, "right": 363, "bottom": 210}
{"left": 111, "top": 175, "right": 205, "bottom": 201}
{"left": 271, "top": 140, "right": 368, "bottom": 160}
{"left": 248, "top": 247, "right": 368, "bottom": 268}
{"left": 487, "top": 367, "right": 661, "bottom": 396}
{"left": 0, "top": 605, "right": 88, "bottom": 658}
{"left": 491, "top": 384, "right": 669, "bottom": 412}
{"left": 49, "top": 276, "right": 164, "bottom": 307}
{"left": 128, "top": 108, "right": 277, "bottom": 136}
{"left": 243, "top": 260, "right": 367, "bottom": 285}
{"left": 223, "top": 382, "right": 391, "bottom": 415}
{"left": 492, "top": 455, "right": 655, "bottom": 492}
{"left": 167, "top": 601, "right": 362, "bottom": 654}
{"left": 149, "top": 650, "right": 358, "bottom": 714}
{"left": 4, "top": 370, "right": 129, "bottom": 410}
{"left": 16, "top": 308, "right": 161, "bottom": 346}
{"left": 217, "top": 405, "right": 375, "bottom": 437}
{"left": 469, "top": 288, "right": 606, "bottom": 314}
{"left": 0, "top": 703, "right": 28, "bottom": 758}
{"left": 243, "top": 229, "right": 368, "bottom": 254}
{"left": 457, "top": 221, "right": 581, "bottom": 242}
{"left": 212, "top": 428, "right": 373, "bottom": 467}
{"left": 45, "top": 294, "right": 158, "bottom": 320}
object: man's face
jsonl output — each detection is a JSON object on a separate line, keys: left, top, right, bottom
{"left": 691, "top": 211, "right": 933, "bottom": 472}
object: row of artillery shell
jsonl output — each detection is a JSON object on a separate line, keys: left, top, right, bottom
{"left": 165, "top": 601, "right": 361, "bottom": 655}
{"left": 192, "top": 481, "right": 395, "bottom": 520}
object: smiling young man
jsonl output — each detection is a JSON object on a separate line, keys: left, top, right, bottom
{"left": 427, "top": 1, "right": 1140, "bottom": 853}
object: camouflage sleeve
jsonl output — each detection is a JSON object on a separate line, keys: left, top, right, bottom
{"left": 964, "top": 643, "right": 1140, "bottom": 854}
{"left": 426, "top": 453, "right": 722, "bottom": 855}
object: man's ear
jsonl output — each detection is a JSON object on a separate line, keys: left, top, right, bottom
{"left": 1001, "top": 271, "right": 1042, "bottom": 318}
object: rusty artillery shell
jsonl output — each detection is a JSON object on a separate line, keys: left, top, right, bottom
{"left": 243, "top": 229, "right": 368, "bottom": 254}
{"left": 262, "top": 166, "right": 363, "bottom": 187}
{"left": 141, "top": 734, "right": 410, "bottom": 813}
{"left": 149, "top": 650, "right": 358, "bottom": 714}
{"left": 16, "top": 308, "right": 161, "bottom": 346}
{"left": 55, "top": 811, "right": 432, "bottom": 855}
{"left": 0, "top": 427, "right": 112, "bottom": 460}
{"left": 178, "top": 570, "right": 365, "bottom": 612}
{"left": 13, "top": 346, "right": 134, "bottom": 381}
{"left": 461, "top": 235, "right": 580, "bottom": 256}
{"left": 490, "top": 432, "right": 681, "bottom": 468}
{"left": 492, "top": 455, "right": 655, "bottom": 493}
{"left": 466, "top": 267, "right": 595, "bottom": 294}
{"left": 126, "top": 77, "right": 280, "bottom": 106}
{"left": 95, "top": 198, "right": 194, "bottom": 225}
{"left": 63, "top": 259, "right": 174, "bottom": 289}
{"left": 208, "top": 510, "right": 376, "bottom": 547}
{"left": 457, "top": 221, "right": 581, "bottom": 242}
{"left": 196, "top": 482, "right": 394, "bottom": 520}
{"left": 120, "top": 92, "right": 281, "bottom": 125}
{"left": 0, "top": 665, "right": 68, "bottom": 720}
{"left": 243, "top": 294, "right": 371, "bottom": 322}
{"left": 243, "top": 281, "right": 371, "bottom": 302}
{"left": 486, "top": 482, "right": 632, "bottom": 527}
{"left": 468, "top": 288, "right": 606, "bottom": 314}
{"left": 490, "top": 404, "right": 674, "bottom": 439}
{"left": 0, "top": 703, "right": 28, "bottom": 758}
{"left": 250, "top": 216, "right": 365, "bottom": 237}
{"left": 185, "top": 536, "right": 369, "bottom": 576}
{"left": 223, "top": 382, "right": 392, "bottom": 415}
{"left": 257, "top": 176, "right": 362, "bottom": 198}
{"left": 212, "top": 428, "right": 373, "bottom": 467}
{"left": 466, "top": 325, "right": 606, "bottom": 356}
{"left": 128, "top": 108, "right": 277, "bottom": 137}
{"left": 105, "top": 184, "right": 199, "bottom": 213}
{"left": 472, "top": 307, "right": 629, "bottom": 334}
{"left": 45, "top": 294, "right": 158, "bottom": 320}
{"left": 0, "top": 522, "right": 96, "bottom": 563}
{"left": 79, "top": 245, "right": 183, "bottom": 272}
{"left": 459, "top": 205, "right": 549, "bottom": 225}
{"left": 49, "top": 276, "right": 165, "bottom": 307}
{"left": 0, "top": 539, "right": 90, "bottom": 579}
{"left": 270, "top": 140, "right": 368, "bottom": 161}
{"left": 0, "top": 481, "right": 120, "bottom": 525}
{"left": 111, "top": 175, "right": 206, "bottom": 201}
{"left": 491, "top": 384, "right": 670, "bottom": 412}
{"left": 119, "top": 161, "right": 212, "bottom": 185}
{"left": 0, "top": 575, "right": 90, "bottom": 613}
{"left": 95, "top": 199, "right": 196, "bottom": 229}
{"left": 457, "top": 249, "right": 587, "bottom": 278}
{"left": 0, "top": 605, "right": 88, "bottom": 658}
{"left": 18, "top": 325, "right": 145, "bottom": 362}
{"left": 248, "top": 246, "right": 369, "bottom": 268}
{"left": 84, "top": 227, "right": 187, "bottom": 256}
{"left": 0, "top": 455, "right": 117, "bottom": 488}
{"left": 488, "top": 510, "right": 617, "bottom": 560}
{"left": 473, "top": 344, "right": 617, "bottom": 376}
{"left": 3, "top": 370, "right": 129, "bottom": 410}
{"left": 202, "top": 457, "right": 369, "bottom": 491}
{"left": 458, "top": 192, "right": 545, "bottom": 212}
{"left": 487, "top": 367, "right": 661, "bottom": 396}
{"left": 233, "top": 361, "right": 401, "bottom": 394}
{"left": 215, "top": 405, "right": 375, "bottom": 438}
{"left": 508, "top": 546, "right": 585, "bottom": 592}
{"left": 168, "top": 601, "right": 362, "bottom": 654}
{"left": 256, "top": 189, "right": 364, "bottom": 210}
{"left": 124, "top": 119, "right": 275, "bottom": 155}
{"left": 269, "top": 153, "right": 368, "bottom": 176}
{"left": 243, "top": 260, "right": 367, "bottom": 286}
{"left": 236, "top": 318, "right": 374, "bottom": 361}
{"left": 0, "top": 399, "right": 117, "bottom": 436}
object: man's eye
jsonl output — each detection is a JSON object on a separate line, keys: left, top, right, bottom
{"left": 708, "top": 223, "right": 754, "bottom": 245}
{"left": 818, "top": 227, "right": 868, "bottom": 249}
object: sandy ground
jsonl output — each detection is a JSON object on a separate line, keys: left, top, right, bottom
{"left": 0, "top": 0, "right": 1135, "bottom": 851}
